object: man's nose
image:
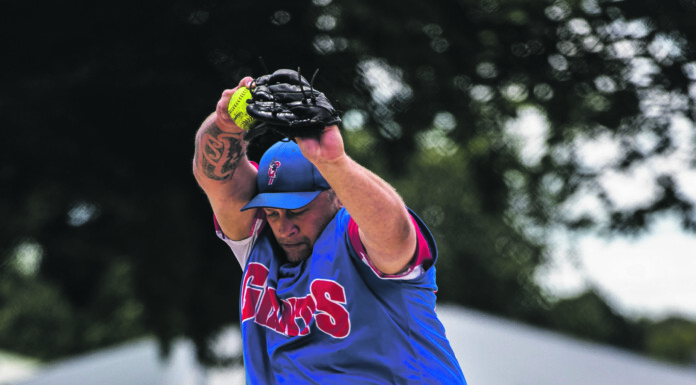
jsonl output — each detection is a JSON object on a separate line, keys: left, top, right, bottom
{"left": 276, "top": 213, "right": 298, "bottom": 237}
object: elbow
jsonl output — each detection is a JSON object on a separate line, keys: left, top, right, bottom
{"left": 364, "top": 219, "right": 418, "bottom": 275}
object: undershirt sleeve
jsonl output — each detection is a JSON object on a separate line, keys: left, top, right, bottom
{"left": 215, "top": 212, "right": 266, "bottom": 269}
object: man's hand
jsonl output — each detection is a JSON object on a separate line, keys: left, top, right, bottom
{"left": 295, "top": 125, "right": 346, "bottom": 166}
{"left": 215, "top": 77, "right": 254, "bottom": 132}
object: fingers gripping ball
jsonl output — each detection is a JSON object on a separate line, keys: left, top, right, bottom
{"left": 227, "top": 87, "right": 257, "bottom": 130}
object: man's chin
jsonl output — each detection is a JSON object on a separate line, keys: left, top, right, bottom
{"left": 282, "top": 245, "right": 311, "bottom": 263}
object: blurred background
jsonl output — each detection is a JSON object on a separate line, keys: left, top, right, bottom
{"left": 1, "top": 0, "right": 696, "bottom": 383}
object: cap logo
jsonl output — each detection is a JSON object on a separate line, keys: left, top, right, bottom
{"left": 267, "top": 160, "right": 281, "bottom": 185}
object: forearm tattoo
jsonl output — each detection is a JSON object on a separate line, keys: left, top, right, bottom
{"left": 196, "top": 122, "right": 245, "bottom": 181}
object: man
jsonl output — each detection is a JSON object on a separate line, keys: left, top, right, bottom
{"left": 193, "top": 74, "right": 466, "bottom": 384}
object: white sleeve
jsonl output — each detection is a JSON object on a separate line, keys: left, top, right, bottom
{"left": 215, "top": 217, "right": 265, "bottom": 269}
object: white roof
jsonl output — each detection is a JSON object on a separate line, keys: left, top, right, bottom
{"left": 437, "top": 304, "right": 696, "bottom": 385}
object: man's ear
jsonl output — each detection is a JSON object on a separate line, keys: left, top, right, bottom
{"left": 327, "top": 189, "right": 343, "bottom": 209}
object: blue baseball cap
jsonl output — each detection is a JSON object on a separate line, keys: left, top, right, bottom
{"left": 241, "top": 140, "right": 330, "bottom": 211}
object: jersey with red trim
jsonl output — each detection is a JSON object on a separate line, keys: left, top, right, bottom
{"left": 232, "top": 207, "right": 466, "bottom": 384}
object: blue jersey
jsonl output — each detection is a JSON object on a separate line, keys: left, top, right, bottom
{"left": 221, "top": 208, "right": 466, "bottom": 384}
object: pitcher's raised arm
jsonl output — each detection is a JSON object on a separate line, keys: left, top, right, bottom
{"left": 296, "top": 127, "right": 417, "bottom": 275}
{"left": 192, "top": 77, "right": 259, "bottom": 241}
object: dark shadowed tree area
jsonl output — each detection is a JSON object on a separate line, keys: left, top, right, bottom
{"left": 2, "top": 0, "right": 696, "bottom": 366}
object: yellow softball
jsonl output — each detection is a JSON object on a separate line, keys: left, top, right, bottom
{"left": 227, "top": 87, "right": 257, "bottom": 130}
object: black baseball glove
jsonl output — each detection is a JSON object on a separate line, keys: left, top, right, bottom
{"left": 244, "top": 68, "right": 342, "bottom": 141}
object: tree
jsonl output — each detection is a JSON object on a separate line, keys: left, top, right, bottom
{"left": 644, "top": 317, "right": 696, "bottom": 364}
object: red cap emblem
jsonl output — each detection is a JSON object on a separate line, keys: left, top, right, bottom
{"left": 268, "top": 161, "right": 281, "bottom": 185}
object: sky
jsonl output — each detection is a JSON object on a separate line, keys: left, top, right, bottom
{"left": 538, "top": 215, "right": 696, "bottom": 321}
{"left": 509, "top": 107, "right": 696, "bottom": 322}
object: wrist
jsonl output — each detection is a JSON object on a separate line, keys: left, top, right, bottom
{"left": 313, "top": 153, "right": 352, "bottom": 176}
{"left": 215, "top": 112, "right": 246, "bottom": 133}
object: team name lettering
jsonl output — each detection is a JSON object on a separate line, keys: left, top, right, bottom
{"left": 241, "top": 262, "right": 351, "bottom": 339}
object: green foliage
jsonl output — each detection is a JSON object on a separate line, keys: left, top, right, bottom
{"left": 0, "top": 270, "right": 75, "bottom": 360}
{"left": 0, "top": 256, "right": 146, "bottom": 360}
{"left": 2, "top": 0, "right": 696, "bottom": 367}
{"left": 644, "top": 317, "right": 696, "bottom": 364}
{"left": 545, "top": 290, "right": 643, "bottom": 351}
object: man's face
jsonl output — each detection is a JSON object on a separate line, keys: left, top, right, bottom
{"left": 263, "top": 191, "right": 341, "bottom": 263}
